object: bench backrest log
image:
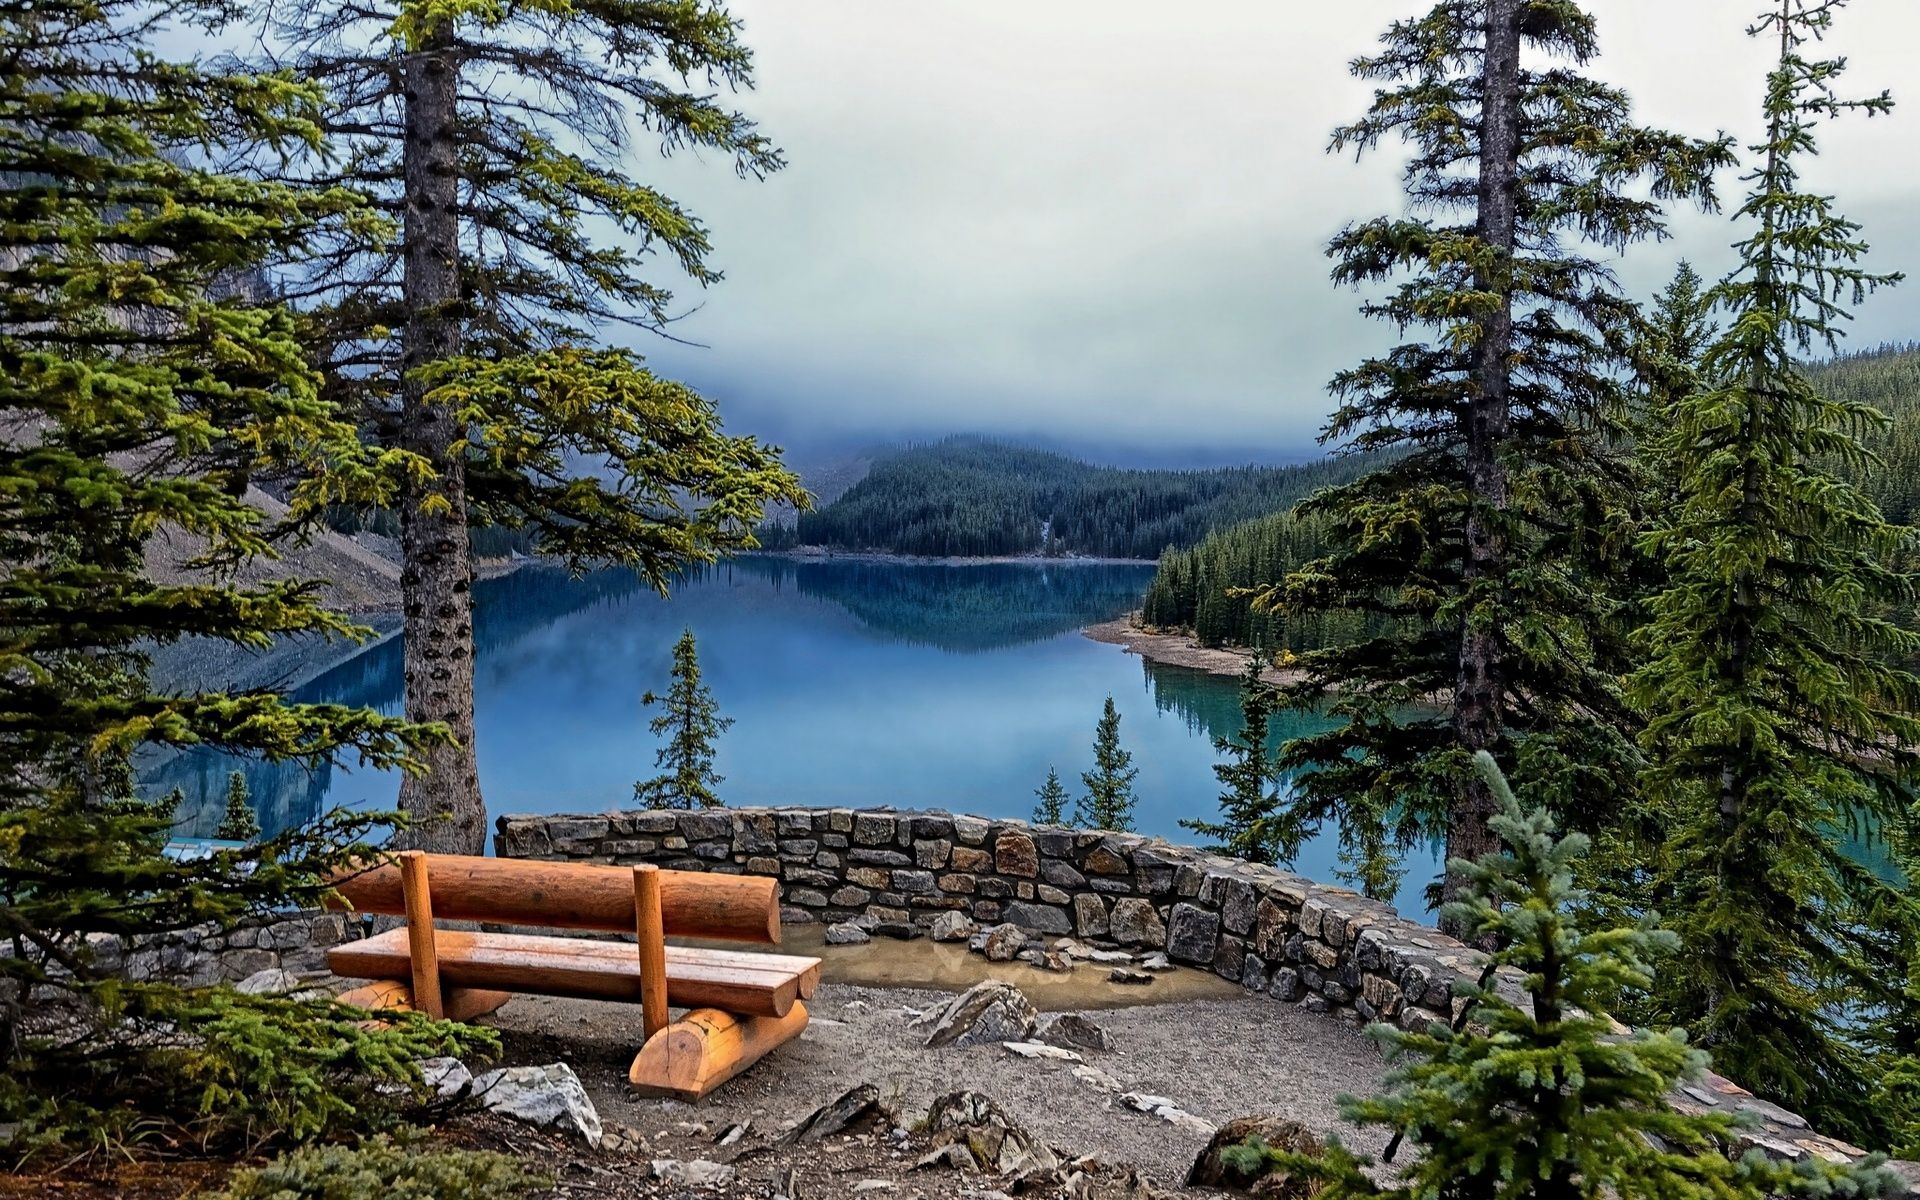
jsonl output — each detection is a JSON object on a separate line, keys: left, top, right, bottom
{"left": 328, "top": 853, "right": 780, "bottom": 945}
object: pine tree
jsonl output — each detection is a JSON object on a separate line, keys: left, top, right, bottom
{"left": 216, "top": 772, "right": 261, "bottom": 843}
{"left": 254, "top": 0, "right": 809, "bottom": 853}
{"left": 1033, "top": 767, "right": 1070, "bottom": 825}
{"left": 1235, "top": 752, "right": 1900, "bottom": 1200}
{"left": 1182, "top": 656, "right": 1298, "bottom": 865}
{"left": 634, "top": 630, "right": 732, "bottom": 810}
{"left": 1244, "top": 0, "right": 1732, "bottom": 923}
{"left": 1076, "top": 696, "right": 1137, "bottom": 832}
{"left": 0, "top": 0, "right": 483, "bottom": 1151}
{"left": 1628, "top": 0, "right": 1919, "bottom": 1143}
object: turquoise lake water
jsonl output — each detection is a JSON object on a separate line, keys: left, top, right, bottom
{"left": 144, "top": 557, "right": 1441, "bottom": 914}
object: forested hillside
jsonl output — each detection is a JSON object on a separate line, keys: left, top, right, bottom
{"left": 1146, "top": 344, "right": 1920, "bottom": 651}
{"left": 765, "top": 437, "right": 1378, "bottom": 558}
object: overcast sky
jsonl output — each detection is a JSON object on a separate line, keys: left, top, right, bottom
{"left": 618, "top": 2, "right": 1920, "bottom": 465}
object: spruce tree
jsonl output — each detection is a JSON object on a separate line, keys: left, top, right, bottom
{"left": 253, "top": 0, "right": 808, "bottom": 853}
{"left": 1246, "top": 0, "right": 1732, "bottom": 921}
{"left": 216, "top": 772, "right": 262, "bottom": 842}
{"left": 1238, "top": 752, "right": 1900, "bottom": 1200}
{"left": 1033, "top": 767, "right": 1070, "bottom": 825}
{"left": 1076, "top": 696, "right": 1137, "bottom": 832}
{"left": 634, "top": 629, "right": 732, "bottom": 810}
{"left": 0, "top": 0, "right": 482, "bottom": 1151}
{"left": 1628, "top": 0, "right": 1919, "bottom": 1142}
{"left": 1182, "top": 655, "right": 1298, "bottom": 865}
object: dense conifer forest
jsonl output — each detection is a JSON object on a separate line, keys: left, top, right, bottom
{"left": 764, "top": 437, "right": 1380, "bottom": 558}
{"left": 1146, "top": 344, "right": 1920, "bottom": 650}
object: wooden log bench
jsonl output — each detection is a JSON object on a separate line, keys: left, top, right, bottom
{"left": 325, "top": 851, "right": 820, "bottom": 1100}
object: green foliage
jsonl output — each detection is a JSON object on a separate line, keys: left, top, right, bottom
{"left": 782, "top": 437, "right": 1381, "bottom": 559}
{"left": 1141, "top": 508, "right": 1388, "bottom": 650}
{"left": 214, "top": 1135, "right": 545, "bottom": 1200}
{"left": 1246, "top": 752, "right": 1901, "bottom": 1200}
{"left": 1076, "top": 696, "right": 1137, "bottom": 832}
{"left": 217, "top": 772, "right": 262, "bottom": 842}
{"left": 1182, "top": 656, "right": 1299, "bottom": 866}
{"left": 0, "top": 0, "right": 488, "bottom": 1155}
{"left": 634, "top": 629, "right": 732, "bottom": 810}
{"left": 260, "top": 0, "right": 809, "bottom": 578}
{"left": 1627, "top": 0, "right": 1920, "bottom": 1145}
{"left": 1238, "top": 0, "right": 1730, "bottom": 911}
{"left": 1033, "top": 767, "right": 1069, "bottom": 825}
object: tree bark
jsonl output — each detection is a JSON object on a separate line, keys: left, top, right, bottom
{"left": 396, "top": 21, "right": 483, "bottom": 853}
{"left": 1442, "top": 0, "right": 1521, "bottom": 927}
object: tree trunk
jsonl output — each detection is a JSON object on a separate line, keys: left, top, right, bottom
{"left": 396, "top": 22, "right": 483, "bottom": 854}
{"left": 1442, "top": 0, "right": 1521, "bottom": 929}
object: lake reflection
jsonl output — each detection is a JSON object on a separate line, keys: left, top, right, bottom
{"left": 144, "top": 557, "right": 1440, "bottom": 913}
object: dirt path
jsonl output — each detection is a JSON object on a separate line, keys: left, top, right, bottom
{"left": 486, "top": 974, "right": 1392, "bottom": 1191}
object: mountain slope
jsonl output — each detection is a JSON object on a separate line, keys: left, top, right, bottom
{"left": 768, "top": 437, "right": 1378, "bottom": 559}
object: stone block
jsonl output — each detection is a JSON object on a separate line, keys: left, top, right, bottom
{"left": 1032, "top": 830, "right": 1076, "bottom": 858}
{"left": 951, "top": 815, "right": 991, "bottom": 845}
{"left": 951, "top": 845, "right": 993, "bottom": 872}
{"left": 849, "top": 848, "right": 911, "bottom": 867}
{"left": 778, "top": 812, "right": 815, "bottom": 836}
{"left": 1212, "top": 936, "right": 1246, "bottom": 981}
{"left": 1220, "top": 879, "right": 1258, "bottom": 935}
{"left": 785, "top": 888, "right": 829, "bottom": 907}
{"left": 1041, "top": 861, "right": 1087, "bottom": 889}
{"left": 911, "top": 814, "right": 956, "bottom": 840}
{"left": 937, "top": 872, "right": 978, "bottom": 894}
{"left": 1167, "top": 903, "right": 1221, "bottom": 965}
{"left": 853, "top": 813, "right": 896, "bottom": 846}
{"left": 1002, "top": 901, "right": 1073, "bottom": 935}
{"left": 680, "top": 812, "right": 729, "bottom": 841}
{"left": 1074, "top": 893, "right": 1110, "bottom": 939}
{"left": 976, "top": 877, "right": 1013, "bottom": 899}
{"left": 1110, "top": 898, "right": 1167, "bottom": 946}
{"left": 994, "top": 831, "right": 1039, "bottom": 878}
{"left": 745, "top": 856, "right": 781, "bottom": 875}
{"left": 1269, "top": 968, "right": 1302, "bottom": 1002}
{"left": 847, "top": 867, "right": 890, "bottom": 889}
{"left": 829, "top": 886, "right": 871, "bottom": 907}
{"left": 1361, "top": 974, "right": 1403, "bottom": 1018}
{"left": 892, "top": 869, "right": 937, "bottom": 894}
{"left": 914, "top": 839, "right": 952, "bottom": 869}
{"left": 1082, "top": 842, "right": 1130, "bottom": 875}
{"left": 826, "top": 809, "right": 855, "bottom": 833}
{"left": 1240, "top": 952, "right": 1269, "bottom": 992}
{"left": 1036, "top": 884, "right": 1071, "bottom": 906}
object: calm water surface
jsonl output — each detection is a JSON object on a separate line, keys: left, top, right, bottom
{"left": 145, "top": 558, "right": 1440, "bottom": 913}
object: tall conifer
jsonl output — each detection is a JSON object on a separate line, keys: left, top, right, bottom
{"left": 0, "top": 0, "right": 479, "bottom": 1147}
{"left": 253, "top": 0, "right": 808, "bottom": 852}
{"left": 1629, "top": 0, "right": 1918, "bottom": 1142}
{"left": 1033, "top": 767, "right": 1070, "bottom": 825}
{"left": 1183, "top": 656, "right": 1297, "bottom": 865}
{"left": 635, "top": 629, "right": 731, "bottom": 810}
{"left": 1076, "top": 696, "right": 1137, "bottom": 832}
{"left": 1247, "top": 0, "right": 1732, "bottom": 922}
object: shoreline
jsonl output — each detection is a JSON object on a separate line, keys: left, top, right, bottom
{"left": 1082, "top": 613, "right": 1307, "bottom": 686}
{"left": 746, "top": 548, "right": 1158, "bottom": 568}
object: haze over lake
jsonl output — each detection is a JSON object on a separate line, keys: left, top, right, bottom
{"left": 146, "top": 559, "right": 1440, "bottom": 913}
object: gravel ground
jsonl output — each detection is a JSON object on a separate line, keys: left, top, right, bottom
{"left": 486, "top": 977, "right": 1394, "bottom": 1189}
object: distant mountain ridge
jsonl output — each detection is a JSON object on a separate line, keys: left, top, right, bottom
{"left": 761, "top": 436, "right": 1379, "bottom": 559}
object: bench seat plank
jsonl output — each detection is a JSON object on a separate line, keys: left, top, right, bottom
{"left": 330, "top": 929, "right": 821, "bottom": 1018}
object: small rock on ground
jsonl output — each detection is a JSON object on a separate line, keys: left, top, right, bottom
{"left": 471, "top": 1062, "right": 603, "bottom": 1148}
{"left": 924, "top": 980, "right": 1038, "bottom": 1048}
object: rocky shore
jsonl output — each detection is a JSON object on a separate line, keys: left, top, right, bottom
{"left": 1081, "top": 615, "right": 1303, "bottom": 685}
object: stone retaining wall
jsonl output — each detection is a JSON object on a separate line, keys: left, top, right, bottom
{"left": 86, "top": 910, "right": 365, "bottom": 987}
{"left": 496, "top": 805, "right": 1882, "bottom": 1169}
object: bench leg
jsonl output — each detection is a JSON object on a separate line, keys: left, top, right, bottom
{"left": 628, "top": 1003, "right": 810, "bottom": 1101}
{"left": 336, "top": 981, "right": 512, "bottom": 1023}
